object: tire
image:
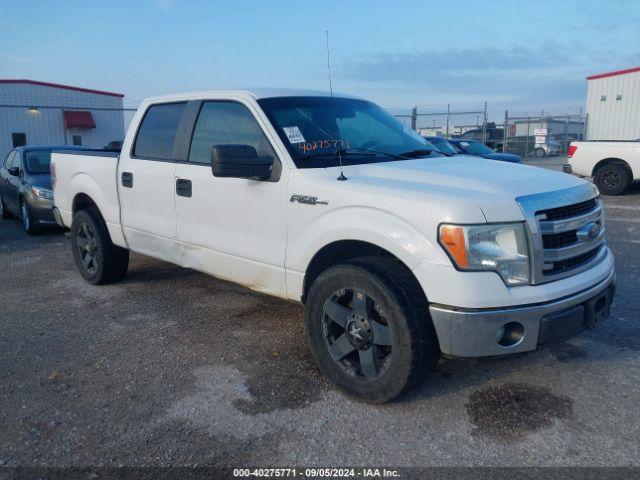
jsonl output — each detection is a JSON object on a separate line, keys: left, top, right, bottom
{"left": 0, "top": 194, "right": 12, "bottom": 219}
{"left": 21, "top": 200, "right": 40, "bottom": 235}
{"left": 305, "top": 257, "right": 440, "bottom": 403}
{"left": 594, "top": 163, "right": 631, "bottom": 196}
{"left": 71, "top": 208, "right": 129, "bottom": 284}
{"left": 534, "top": 147, "right": 545, "bottom": 158}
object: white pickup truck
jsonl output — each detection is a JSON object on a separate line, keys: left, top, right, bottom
{"left": 569, "top": 140, "right": 640, "bottom": 195}
{"left": 52, "top": 90, "right": 615, "bottom": 402}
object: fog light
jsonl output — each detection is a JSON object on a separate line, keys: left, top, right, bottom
{"left": 496, "top": 322, "right": 525, "bottom": 347}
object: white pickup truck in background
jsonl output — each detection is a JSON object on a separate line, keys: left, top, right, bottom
{"left": 51, "top": 90, "right": 616, "bottom": 402}
{"left": 569, "top": 140, "right": 640, "bottom": 195}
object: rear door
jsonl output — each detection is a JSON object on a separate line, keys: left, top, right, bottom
{"left": 117, "top": 102, "right": 187, "bottom": 263}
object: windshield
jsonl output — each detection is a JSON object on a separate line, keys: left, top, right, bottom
{"left": 428, "top": 137, "right": 458, "bottom": 155}
{"left": 24, "top": 150, "right": 52, "bottom": 175}
{"left": 258, "top": 96, "right": 441, "bottom": 168}
{"left": 455, "top": 141, "right": 493, "bottom": 155}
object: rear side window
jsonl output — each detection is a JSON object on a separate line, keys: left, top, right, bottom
{"left": 188, "top": 101, "right": 276, "bottom": 164}
{"left": 133, "top": 102, "right": 186, "bottom": 159}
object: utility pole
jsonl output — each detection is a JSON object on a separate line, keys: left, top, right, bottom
{"left": 411, "top": 106, "right": 417, "bottom": 131}
{"left": 446, "top": 103, "right": 450, "bottom": 137}
{"left": 481, "top": 101, "right": 488, "bottom": 143}
{"left": 503, "top": 110, "right": 508, "bottom": 153}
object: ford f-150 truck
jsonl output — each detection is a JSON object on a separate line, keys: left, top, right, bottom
{"left": 52, "top": 90, "right": 616, "bottom": 402}
{"left": 569, "top": 140, "right": 640, "bottom": 195}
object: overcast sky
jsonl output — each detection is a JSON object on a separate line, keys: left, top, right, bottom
{"left": 1, "top": 0, "right": 639, "bottom": 119}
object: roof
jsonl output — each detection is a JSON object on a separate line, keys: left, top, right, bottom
{"left": 0, "top": 79, "right": 124, "bottom": 98}
{"left": 586, "top": 66, "right": 640, "bottom": 81}
{"left": 142, "top": 88, "right": 361, "bottom": 104}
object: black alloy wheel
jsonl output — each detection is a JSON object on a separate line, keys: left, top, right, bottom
{"left": 322, "top": 287, "right": 393, "bottom": 380}
{"left": 75, "top": 221, "right": 99, "bottom": 276}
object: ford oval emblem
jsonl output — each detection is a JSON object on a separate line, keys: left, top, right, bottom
{"left": 577, "top": 222, "right": 600, "bottom": 242}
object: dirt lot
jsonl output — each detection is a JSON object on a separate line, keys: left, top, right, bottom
{"left": 0, "top": 188, "right": 639, "bottom": 468}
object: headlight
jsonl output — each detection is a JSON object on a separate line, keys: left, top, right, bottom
{"left": 31, "top": 186, "right": 53, "bottom": 200}
{"left": 439, "top": 223, "right": 530, "bottom": 286}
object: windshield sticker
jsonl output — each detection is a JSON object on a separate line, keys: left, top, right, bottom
{"left": 297, "top": 139, "right": 350, "bottom": 154}
{"left": 460, "top": 141, "right": 470, "bottom": 147}
{"left": 283, "top": 126, "right": 306, "bottom": 144}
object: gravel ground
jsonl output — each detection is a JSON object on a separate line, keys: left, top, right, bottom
{"left": 0, "top": 188, "right": 639, "bottom": 468}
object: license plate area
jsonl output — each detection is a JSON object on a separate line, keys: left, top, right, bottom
{"left": 538, "top": 284, "right": 614, "bottom": 347}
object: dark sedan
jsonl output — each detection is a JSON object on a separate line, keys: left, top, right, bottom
{"left": 448, "top": 139, "right": 523, "bottom": 163}
{"left": 0, "top": 146, "right": 84, "bottom": 234}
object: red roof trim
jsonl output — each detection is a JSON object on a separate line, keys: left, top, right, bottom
{"left": 586, "top": 66, "right": 640, "bottom": 81}
{"left": 0, "top": 79, "right": 124, "bottom": 98}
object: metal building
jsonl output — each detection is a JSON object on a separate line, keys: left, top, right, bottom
{"left": 0, "top": 79, "right": 125, "bottom": 159}
{"left": 585, "top": 66, "right": 640, "bottom": 140}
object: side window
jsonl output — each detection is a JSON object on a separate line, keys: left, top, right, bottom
{"left": 12, "top": 152, "right": 23, "bottom": 170}
{"left": 133, "top": 102, "right": 187, "bottom": 159}
{"left": 188, "top": 102, "right": 276, "bottom": 164}
{"left": 3, "top": 151, "right": 15, "bottom": 169}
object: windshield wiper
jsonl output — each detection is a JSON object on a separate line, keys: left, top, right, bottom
{"left": 398, "top": 148, "right": 433, "bottom": 158}
{"left": 302, "top": 147, "right": 406, "bottom": 161}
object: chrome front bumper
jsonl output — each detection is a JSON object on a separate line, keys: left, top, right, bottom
{"left": 429, "top": 269, "right": 615, "bottom": 357}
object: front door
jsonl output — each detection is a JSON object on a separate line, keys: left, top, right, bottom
{"left": 117, "top": 102, "right": 186, "bottom": 263}
{"left": 174, "top": 100, "right": 289, "bottom": 297}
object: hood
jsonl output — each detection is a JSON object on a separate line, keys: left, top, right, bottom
{"left": 27, "top": 173, "right": 52, "bottom": 190}
{"left": 479, "top": 152, "right": 522, "bottom": 163}
{"left": 336, "top": 156, "right": 588, "bottom": 222}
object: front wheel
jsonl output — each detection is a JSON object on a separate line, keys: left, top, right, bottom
{"left": 305, "top": 259, "right": 440, "bottom": 403}
{"left": 71, "top": 208, "right": 129, "bottom": 284}
{"left": 21, "top": 200, "right": 40, "bottom": 235}
{"left": 594, "top": 164, "right": 631, "bottom": 195}
{"left": 534, "top": 147, "right": 546, "bottom": 158}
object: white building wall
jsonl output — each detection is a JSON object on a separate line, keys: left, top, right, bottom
{"left": 0, "top": 82, "right": 125, "bottom": 159}
{"left": 585, "top": 70, "right": 640, "bottom": 140}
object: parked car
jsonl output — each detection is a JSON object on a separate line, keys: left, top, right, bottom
{"left": 458, "top": 127, "right": 504, "bottom": 150}
{"left": 569, "top": 140, "right": 640, "bottom": 195}
{"left": 52, "top": 90, "right": 614, "bottom": 403}
{"left": 533, "top": 139, "right": 562, "bottom": 158}
{"left": 448, "top": 139, "right": 523, "bottom": 163}
{"left": 0, "top": 146, "right": 86, "bottom": 234}
{"left": 422, "top": 136, "right": 458, "bottom": 156}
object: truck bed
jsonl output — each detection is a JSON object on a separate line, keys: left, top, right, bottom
{"left": 51, "top": 150, "right": 124, "bottom": 244}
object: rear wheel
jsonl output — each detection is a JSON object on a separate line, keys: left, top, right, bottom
{"left": 0, "top": 194, "right": 12, "bottom": 219}
{"left": 305, "top": 258, "right": 439, "bottom": 403}
{"left": 594, "top": 163, "right": 631, "bottom": 195}
{"left": 534, "top": 147, "right": 545, "bottom": 158}
{"left": 71, "top": 208, "right": 129, "bottom": 284}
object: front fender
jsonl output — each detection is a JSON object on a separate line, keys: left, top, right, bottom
{"left": 285, "top": 206, "right": 449, "bottom": 299}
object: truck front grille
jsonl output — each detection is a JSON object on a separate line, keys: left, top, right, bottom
{"left": 538, "top": 198, "right": 598, "bottom": 221}
{"left": 517, "top": 184, "right": 607, "bottom": 284}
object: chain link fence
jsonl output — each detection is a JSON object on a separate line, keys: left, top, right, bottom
{"left": 391, "top": 104, "right": 586, "bottom": 159}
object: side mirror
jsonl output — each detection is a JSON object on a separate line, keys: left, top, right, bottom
{"left": 211, "top": 144, "right": 273, "bottom": 181}
{"left": 7, "top": 167, "right": 20, "bottom": 176}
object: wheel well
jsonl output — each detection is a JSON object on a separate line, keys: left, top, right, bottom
{"left": 592, "top": 158, "right": 632, "bottom": 178}
{"left": 72, "top": 193, "right": 98, "bottom": 214}
{"left": 302, "top": 240, "right": 423, "bottom": 303}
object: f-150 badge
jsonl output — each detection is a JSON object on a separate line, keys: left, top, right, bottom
{"left": 290, "top": 195, "right": 329, "bottom": 206}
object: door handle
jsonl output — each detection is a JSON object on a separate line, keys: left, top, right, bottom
{"left": 121, "top": 171, "right": 133, "bottom": 188}
{"left": 176, "top": 178, "right": 192, "bottom": 198}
